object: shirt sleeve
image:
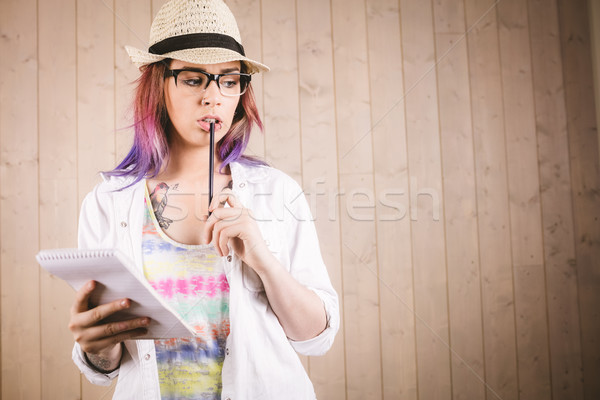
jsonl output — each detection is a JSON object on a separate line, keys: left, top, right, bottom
{"left": 282, "top": 177, "right": 340, "bottom": 356}
{"left": 72, "top": 183, "right": 120, "bottom": 385}
{"left": 72, "top": 342, "right": 120, "bottom": 385}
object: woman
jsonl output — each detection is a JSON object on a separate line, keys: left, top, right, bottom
{"left": 67, "top": 0, "right": 339, "bottom": 399}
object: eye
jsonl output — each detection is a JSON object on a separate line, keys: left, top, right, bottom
{"left": 181, "top": 77, "right": 205, "bottom": 87}
{"left": 177, "top": 71, "right": 208, "bottom": 87}
{"left": 220, "top": 75, "right": 241, "bottom": 88}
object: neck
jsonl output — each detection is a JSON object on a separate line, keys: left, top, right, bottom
{"left": 159, "top": 140, "right": 227, "bottom": 182}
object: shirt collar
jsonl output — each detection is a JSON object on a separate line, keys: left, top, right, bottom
{"left": 230, "top": 160, "right": 269, "bottom": 184}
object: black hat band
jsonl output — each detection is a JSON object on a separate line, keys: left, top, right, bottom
{"left": 149, "top": 32, "right": 245, "bottom": 56}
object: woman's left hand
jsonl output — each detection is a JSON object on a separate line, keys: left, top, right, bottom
{"left": 204, "top": 189, "right": 327, "bottom": 341}
{"left": 203, "top": 188, "right": 272, "bottom": 271}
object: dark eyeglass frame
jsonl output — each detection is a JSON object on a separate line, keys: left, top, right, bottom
{"left": 165, "top": 68, "right": 252, "bottom": 96}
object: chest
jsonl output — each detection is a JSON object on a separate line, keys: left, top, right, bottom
{"left": 145, "top": 174, "right": 233, "bottom": 246}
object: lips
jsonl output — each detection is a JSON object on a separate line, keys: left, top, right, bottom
{"left": 198, "top": 115, "right": 223, "bottom": 132}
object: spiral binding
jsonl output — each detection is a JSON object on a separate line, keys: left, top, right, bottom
{"left": 38, "top": 249, "right": 115, "bottom": 261}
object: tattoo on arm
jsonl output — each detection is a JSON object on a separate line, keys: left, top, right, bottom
{"left": 149, "top": 182, "right": 178, "bottom": 229}
{"left": 85, "top": 351, "right": 120, "bottom": 374}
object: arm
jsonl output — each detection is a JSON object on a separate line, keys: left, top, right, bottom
{"left": 72, "top": 185, "right": 149, "bottom": 384}
{"left": 203, "top": 178, "right": 339, "bottom": 349}
{"left": 249, "top": 250, "right": 327, "bottom": 341}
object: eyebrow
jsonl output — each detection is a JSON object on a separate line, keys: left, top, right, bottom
{"left": 180, "top": 66, "right": 241, "bottom": 74}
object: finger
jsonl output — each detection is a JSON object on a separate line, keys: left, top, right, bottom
{"left": 218, "top": 225, "right": 236, "bottom": 257}
{"left": 203, "top": 206, "right": 241, "bottom": 244}
{"left": 209, "top": 205, "right": 244, "bottom": 222}
{"left": 71, "top": 280, "right": 96, "bottom": 315}
{"left": 210, "top": 219, "right": 224, "bottom": 256}
{"left": 83, "top": 317, "right": 151, "bottom": 343}
{"left": 79, "top": 298, "right": 132, "bottom": 328}
{"left": 211, "top": 219, "right": 235, "bottom": 257}
{"left": 208, "top": 188, "right": 230, "bottom": 212}
{"left": 203, "top": 211, "right": 217, "bottom": 244}
{"left": 209, "top": 188, "right": 240, "bottom": 212}
{"left": 82, "top": 327, "right": 149, "bottom": 355}
{"left": 224, "top": 191, "right": 241, "bottom": 208}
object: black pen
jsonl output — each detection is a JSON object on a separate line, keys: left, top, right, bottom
{"left": 207, "top": 119, "right": 215, "bottom": 217}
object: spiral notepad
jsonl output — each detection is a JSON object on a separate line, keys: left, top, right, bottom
{"left": 36, "top": 248, "right": 197, "bottom": 339}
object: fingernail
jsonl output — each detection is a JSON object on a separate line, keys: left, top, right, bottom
{"left": 121, "top": 299, "right": 128, "bottom": 307}
{"left": 88, "top": 281, "right": 94, "bottom": 290}
{"left": 142, "top": 318, "right": 150, "bottom": 326}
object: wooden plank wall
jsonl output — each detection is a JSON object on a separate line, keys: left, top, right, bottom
{"left": 0, "top": 0, "right": 598, "bottom": 399}
{"left": 591, "top": 0, "right": 600, "bottom": 162}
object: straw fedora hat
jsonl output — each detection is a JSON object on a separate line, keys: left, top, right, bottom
{"left": 125, "top": 0, "right": 269, "bottom": 74}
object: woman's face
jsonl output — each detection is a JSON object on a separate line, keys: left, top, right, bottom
{"left": 164, "top": 59, "right": 242, "bottom": 150}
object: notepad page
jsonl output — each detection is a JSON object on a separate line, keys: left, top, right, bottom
{"left": 36, "top": 248, "right": 197, "bottom": 339}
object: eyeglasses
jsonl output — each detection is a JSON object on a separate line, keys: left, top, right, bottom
{"left": 165, "top": 68, "right": 251, "bottom": 97}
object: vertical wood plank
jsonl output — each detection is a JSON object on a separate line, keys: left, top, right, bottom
{"left": 497, "top": 0, "right": 552, "bottom": 398}
{"left": 77, "top": 0, "right": 116, "bottom": 200}
{"left": 261, "top": 0, "right": 301, "bottom": 180}
{"left": 115, "top": 0, "right": 152, "bottom": 162}
{"left": 0, "top": 0, "right": 41, "bottom": 398}
{"left": 331, "top": 0, "right": 382, "bottom": 397}
{"left": 399, "top": 0, "right": 451, "bottom": 398}
{"left": 77, "top": 0, "right": 117, "bottom": 397}
{"left": 296, "top": 1, "right": 346, "bottom": 397}
{"left": 433, "top": 1, "right": 486, "bottom": 399}
{"left": 226, "top": 0, "right": 266, "bottom": 160}
{"left": 366, "top": 0, "right": 418, "bottom": 398}
{"left": 528, "top": 0, "right": 585, "bottom": 398}
{"left": 557, "top": 0, "right": 600, "bottom": 399}
{"left": 591, "top": 0, "right": 600, "bottom": 162}
{"left": 464, "top": 1, "right": 519, "bottom": 399}
{"left": 38, "top": 0, "right": 81, "bottom": 398}
{"left": 260, "top": 0, "right": 306, "bottom": 372}
{"left": 433, "top": 0, "right": 466, "bottom": 33}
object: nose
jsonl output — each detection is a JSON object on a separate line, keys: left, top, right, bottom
{"left": 201, "top": 80, "right": 222, "bottom": 106}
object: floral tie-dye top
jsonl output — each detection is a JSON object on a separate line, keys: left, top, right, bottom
{"left": 142, "top": 184, "right": 230, "bottom": 400}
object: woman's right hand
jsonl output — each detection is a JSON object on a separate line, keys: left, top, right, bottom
{"left": 68, "top": 280, "right": 150, "bottom": 372}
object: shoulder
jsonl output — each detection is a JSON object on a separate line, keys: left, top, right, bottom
{"left": 93, "top": 173, "right": 141, "bottom": 194}
{"left": 231, "top": 162, "right": 310, "bottom": 220}
{"left": 232, "top": 162, "right": 303, "bottom": 197}
{"left": 81, "top": 173, "right": 143, "bottom": 212}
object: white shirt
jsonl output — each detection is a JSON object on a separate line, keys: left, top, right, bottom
{"left": 72, "top": 161, "right": 340, "bottom": 400}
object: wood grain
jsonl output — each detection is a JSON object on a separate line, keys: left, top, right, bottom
{"left": 0, "top": 0, "right": 41, "bottom": 398}
{"left": 434, "top": 0, "right": 486, "bottom": 398}
{"left": 557, "top": 0, "right": 600, "bottom": 398}
{"left": 38, "top": 0, "right": 81, "bottom": 398}
{"left": 400, "top": 1, "right": 451, "bottom": 399}
{"left": 76, "top": 0, "right": 117, "bottom": 398}
{"left": 115, "top": 0, "right": 152, "bottom": 162}
{"left": 296, "top": 0, "right": 346, "bottom": 397}
{"left": 591, "top": 0, "right": 600, "bottom": 163}
{"left": 367, "top": 0, "right": 418, "bottom": 398}
{"left": 528, "top": 1, "right": 585, "bottom": 397}
{"left": 497, "top": 0, "right": 552, "bottom": 398}
{"left": 464, "top": 1, "right": 519, "bottom": 399}
{"left": 261, "top": 0, "right": 301, "bottom": 180}
{"left": 331, "top": 0, "right": 382, "bottom": 397}
{"left": 227, "top": 0, "right": 266, "bottom": 160}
